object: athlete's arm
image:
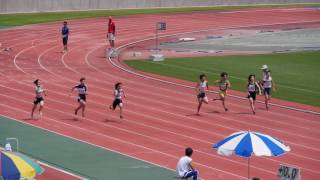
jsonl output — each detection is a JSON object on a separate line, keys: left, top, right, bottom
{"left": 195, "top": 83, "right": 200, "bottom": 93}
{"left": 85, "top": 85, "right": 88, "bottom": 95}
{"left": 189, "top": 162, "right": 196, "bottom": 171}
{"left": 227, "top": 81, "right": 231, "bottom": 88}
{"left": 272, "top": 80, "right": 276, "bottom": 91}
{"left": 255, "top": 82, "right": 262, "bottom": 95}
{"left": 114, "top": 90, "right": 118, "bottom": 97}
{"left": 70, "top": 86, "right": 76, "bottom": 96}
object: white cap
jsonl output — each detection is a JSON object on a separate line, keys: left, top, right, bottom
{"left": 261, "top": 65, "right": 269, "bottom": 70}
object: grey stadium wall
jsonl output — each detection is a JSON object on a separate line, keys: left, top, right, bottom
{"left": 0, "top": 0, "right": 320, "bottom": 13}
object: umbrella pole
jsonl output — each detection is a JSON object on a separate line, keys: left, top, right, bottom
{"left": 248, "top": 158, "right": 250, "bottom": 180}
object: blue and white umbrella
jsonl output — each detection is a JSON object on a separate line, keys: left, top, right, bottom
{"left": 213, "top": 131, "right": 290, "bottom": 179}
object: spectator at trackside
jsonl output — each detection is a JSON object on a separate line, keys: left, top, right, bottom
{"left": 61, "top": 21, "right": 70, "bottom": 53}
{"left": 176, "top": 147, "right": 198, "bottom": 180}
{"left": 261, "top": 64, "right": 269, "bottom": 80}
{"left": 107, "top": 16, "right": 116, "bottom": 49}
{"left": 5, "top": 142, "right": 12, "bottom": 151}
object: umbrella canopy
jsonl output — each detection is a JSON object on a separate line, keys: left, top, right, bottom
{"left": 0, "top": 151, "right": 44, "bottom": 180}
{"left": 213, "top": 131, "right": 290, "bottom": 179}
{"left": 213, "top": 131, "right": 290, "bottom": 157}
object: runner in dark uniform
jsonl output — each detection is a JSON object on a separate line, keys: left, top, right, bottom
{"left": 247, "top": 74, "right": 261, "bottom": 115}
{"left": 71, "top": 77, "right": 87, "bottom": 118}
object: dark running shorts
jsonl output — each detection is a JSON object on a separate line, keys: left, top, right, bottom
{"left": 63, "top": 37, "right": 68, "bottom": 45}
{"left": 78, "top": 94, "right": 86, "bottom": 102}
{"left": 34, "top": 97, "right": 44, "bottom": 105}
{"left": 197, "top": 92, "right": 206, "bottom": 99}
{"left": 264, "top": 88, "right": 272, "bottom": 96}
{"left": 112, "top": 99, "right": 122, "bottom": 109}
{"left": 247, "top": 92, "right": 257, "bottom": 100}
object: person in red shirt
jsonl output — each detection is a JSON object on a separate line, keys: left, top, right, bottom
{"left": 107, "top": 16, "right": 116, "bottom": 48}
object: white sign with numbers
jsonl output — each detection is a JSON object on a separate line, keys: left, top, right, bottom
{"left": 277, "top": 164, "right": 300, "bottom": 180}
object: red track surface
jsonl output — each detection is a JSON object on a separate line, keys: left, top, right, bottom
{"left": 1, "top": 7, "right": 320, "bottom": 180}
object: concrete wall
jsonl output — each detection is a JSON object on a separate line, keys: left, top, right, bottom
{"left": 1, "top": 0, "right": 319, "bottom": 13}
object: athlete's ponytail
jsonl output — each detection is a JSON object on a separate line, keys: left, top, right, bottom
{"left": 115, "top": 82, "right": 122, "bottom": 89}
{"left": 199, "top": 74, "right": 206, "bottom": 80}
{"left": 34, "top": 79, "right": 39, "bottom": 85}
{"left": 80, "top": 77, "right": 85, "bottom": 82}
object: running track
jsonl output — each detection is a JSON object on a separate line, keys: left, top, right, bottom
{"left": 0, "top": 7, "right": 320, "bottom": 180}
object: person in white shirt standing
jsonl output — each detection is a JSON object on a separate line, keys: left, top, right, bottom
{"left": 176, "top": 147, "right": 198, "bottom": 180}
{"left": 262, "top": 70, "right": 276, "bottom": 110}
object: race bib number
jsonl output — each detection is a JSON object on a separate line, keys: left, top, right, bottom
{"left": 277, "top": 164, "right": 300, "bottom": 180}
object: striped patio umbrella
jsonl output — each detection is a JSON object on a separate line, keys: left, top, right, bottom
{"left": 213, "top": 131, "right": 290, "bottom": 179}
{"left": 0, "top": 150, "right": 44, "bottom": 180}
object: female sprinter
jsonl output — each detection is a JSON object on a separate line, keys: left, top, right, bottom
{"left": 247, "top": 74, "right": 261, "bottom": 115}
{"left": 196, "top": 74, "right": 209, "bottom": 115}
{"left": 262, "top": 70, "right": 276, "bottom": 110}
{"left": 213, "top": 72, "right": 231, "bottom": 112}
{"left": 71, "top": 77, "right": 88, "bottom": 118}
{"left": 31, "top": 79, "right": 47, "bottom": 119}
{"left": 110, "top": 82, "right": 125, "bottom": 119}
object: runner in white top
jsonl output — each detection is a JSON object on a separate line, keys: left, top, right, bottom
{"left": 176, "top": 147, "right": 198, "bottom": 180}
{"left": 198, "top": 81, "right": 207, "bottom": 93}
{"left": 110, "top": 82, "right": 126, "bottom": 119}
{"left": 36, "top": 86, "right": 44, "bottom": 98}
{"left": 195, "top": 74, "right": 209, "bottom": 115}
{"left": 262, "top": 70, "right": 276, "bottom": 110}
{"left": 31, "top": 79, "right": 47, "bottom": 119}
{"left": 114, "top": 88, "right": 124, "bottom": 100}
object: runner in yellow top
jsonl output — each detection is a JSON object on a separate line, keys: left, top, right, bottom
{"left": 213, "top": 72, "right": 231, "bottom": 112}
